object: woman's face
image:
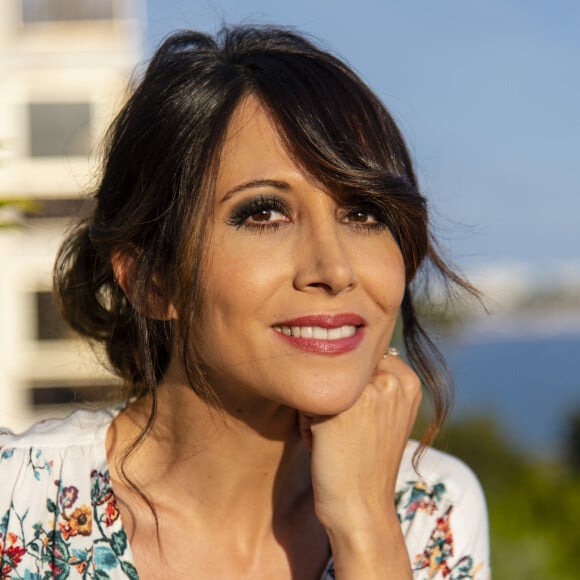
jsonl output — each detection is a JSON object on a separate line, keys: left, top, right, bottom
{"left": 195, "top": 96, "right": 406, "bottom": 417}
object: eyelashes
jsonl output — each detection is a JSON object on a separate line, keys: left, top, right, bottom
{"left": 341, "top": 200, "right": 392, "bottom": 233}
{"left": 226, "top": 196, "right": 290, "bottom": 232}
{"left": 226, "top": 194, "right": 392, "bottom": 234}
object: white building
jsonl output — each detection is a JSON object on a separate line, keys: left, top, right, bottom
{"left": 0, "top": 0, "right": 143, "bottom": 431}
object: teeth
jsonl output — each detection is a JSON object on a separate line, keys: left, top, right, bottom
{"left": 327, "top": 327, "right": 343, "bottom": 339}
{"left": 313, "top": 327, "right": 326, "bottom": 339}
{"left": 274, "top": 325, "right": 357, "bottom": 340}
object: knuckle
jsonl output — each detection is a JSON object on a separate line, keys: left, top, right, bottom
{"left": 407, "top": 375, "right": 422, "bottom": 402}
{"left": 373, "top": 371, "right": 398, "bottom": 393}
{"left": 409, "top": 372, "right": 422, "bottom": 392}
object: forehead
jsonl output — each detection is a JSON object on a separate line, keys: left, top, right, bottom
{"left": 214, "top": 96, "right": 308, "bottom": 198}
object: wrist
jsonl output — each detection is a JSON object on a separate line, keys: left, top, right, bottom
{"left": 324, "top": 512, "right": 413, "bottom": 580}
{"left": 325, "top": 509, "right": 399, "bottom": 553}
{"left": 316, "top": 495, "right": 397, "bottom": 535}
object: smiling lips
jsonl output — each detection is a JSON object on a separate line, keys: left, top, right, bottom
{"left": 272, "top": 314, "right": 366, "bottom": 354}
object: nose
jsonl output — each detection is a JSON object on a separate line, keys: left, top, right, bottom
{"left": 293, "top": 219, "right": 358, "bottom": 295}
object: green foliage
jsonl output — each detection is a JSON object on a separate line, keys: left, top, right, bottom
{"left": 432, "top": 415, "right": 580, "bottom": 580}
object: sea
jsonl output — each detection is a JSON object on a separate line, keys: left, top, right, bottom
{"left": 438, "top": 318, "right": 580, "bottom": 459}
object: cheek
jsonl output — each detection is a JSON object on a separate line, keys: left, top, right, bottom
{"left": 364, "top": 244, "right": 406, "bottom": 311}
{"left": 200, "top": 237, "right": 288, "bottom": 326}
{"left": 384, "top": 269, "right": 406, "bottom": 311}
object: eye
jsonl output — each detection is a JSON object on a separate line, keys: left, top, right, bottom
{"left": 247, "top": 207, "right": 286, "bottom": 224}
{"left": 227, "top": 196, "right": 291, "bottom": 231}
{"left": 340, "top": 203, "right": 390, "bottom": 233}
{"left": 343, "top": 210, "right": 380, "bottom": 225}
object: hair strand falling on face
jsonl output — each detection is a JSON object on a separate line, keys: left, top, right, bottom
{"left": 53, "top": 24, "right": 481, "bottom": 510}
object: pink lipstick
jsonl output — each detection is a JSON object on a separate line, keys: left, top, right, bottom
{"left": 272, "top": 313, "right": 366, "bottom": 355}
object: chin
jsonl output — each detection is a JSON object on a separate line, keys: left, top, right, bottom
{"left": 288, "top": 376, "right": 368, "bottom": 417}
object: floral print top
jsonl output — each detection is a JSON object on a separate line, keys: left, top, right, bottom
{"left": 0, "top": 408, "right": 490, "bottom": 579}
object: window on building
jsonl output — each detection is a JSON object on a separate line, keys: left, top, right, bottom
{"left": 28, "top": 102, "right": 92, "bottom": 157}
{"left": 22, "top": 0, "right": 114, "bottom": 23}
{"left": 23, "top": 197, "right": 95, "bottom": 220}
{"left": 29, "top": 381, "right": 121, "bottom": 407}
{"left": 35, "top": 291, "right": 75, "bottom": 341}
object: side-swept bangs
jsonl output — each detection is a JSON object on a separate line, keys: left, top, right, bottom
{"left": 244, "top": 57, "right": 429, "bottom": 281}
{"left": 54, "top": 25, "right": 479, "bottom": 462}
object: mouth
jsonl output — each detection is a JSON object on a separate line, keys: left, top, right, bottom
{"left": 272, "top": 324, "right": 357, "bottom": 340}
{"left": 271, "top": 314, "right": 366, "bottom": 355}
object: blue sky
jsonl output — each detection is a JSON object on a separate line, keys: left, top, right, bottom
{"left": 144, "top": 0, "right": 580, "bottom": 277}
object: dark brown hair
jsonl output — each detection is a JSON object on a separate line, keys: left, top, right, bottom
{"left": 54, "top": 25, "right": 476, "bottom": 456}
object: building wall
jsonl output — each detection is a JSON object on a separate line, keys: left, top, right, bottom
{"left": 0, "top": 0, "right": 143, "bottom": 432}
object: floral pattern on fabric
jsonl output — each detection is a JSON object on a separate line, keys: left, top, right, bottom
{"left": 400, "top": 482, "right": 483, "bottom": 580}
{"left": 321, "top": 480, "right": 485, "bottom": 580}
{"left": 1, "top": 410, "right": 490, "bottom": 580}
{"left": 398, "top": 481, "right": 447, "bottom": 522}
{"left": 412, "top": 503, "right": 483, "bottom": 579}
{"left": 0, "top": 445, "right": 137, "bottom": 580}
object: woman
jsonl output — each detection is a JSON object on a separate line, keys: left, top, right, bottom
{"left": 0, "top": 26, "right": 489, "bottom": 579}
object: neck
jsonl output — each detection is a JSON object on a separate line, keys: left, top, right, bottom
{"left": 107, "top": 377, "right": 312, "bottom": 539}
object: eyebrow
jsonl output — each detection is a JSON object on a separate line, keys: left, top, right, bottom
{"left": 221, "top": 179, "right": 290, "bottom": 202}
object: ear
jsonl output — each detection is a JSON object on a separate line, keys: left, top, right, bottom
{"left": 111, "top": 250, "right": 178, "bottom": 321}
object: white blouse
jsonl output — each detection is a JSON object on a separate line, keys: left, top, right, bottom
{"left": 0, "top": 408, "right": 490, "bottom": 579}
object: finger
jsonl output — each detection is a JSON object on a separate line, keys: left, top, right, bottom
{"left": 378, "top": 346, "right": 403, "bottom": 369}
{"left": 376, "top": 350, "right": 420, "bottom": 390}
{"left": 371, "top": 356, "right": 423, "bottom": 422}
{"left": 368, "top": 367, "right": 400, "bottom": 393}
{"left": 298, "top": 413, "right": 314, "bottom": 452}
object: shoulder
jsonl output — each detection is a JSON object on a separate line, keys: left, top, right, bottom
{"left": 396, "top": 442, "right": 490, "bottom": 580}
{"left": 0, "top": 407, "right": 136, "bottom": 579}
{"left": 0, "top": 407, "right": 117, "bottom": 513}
{"left": 398, "top": 441, "right": 486, "bottom": 509}
{"left": 0, "top": 406, "right": 117, "bottom": 449}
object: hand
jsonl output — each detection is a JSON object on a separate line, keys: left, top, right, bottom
{"left": 299, "top": 352, "right": 422, "bottom": 578}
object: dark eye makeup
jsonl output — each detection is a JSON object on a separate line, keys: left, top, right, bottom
{"left": 225, "top": 193, "right": 391, "bottom": 234}
{"left": 340, "top": 198, "right": 392, "bottom": 233}
{"left": 226, "top": 195, "right": 290, "bottom": 232}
